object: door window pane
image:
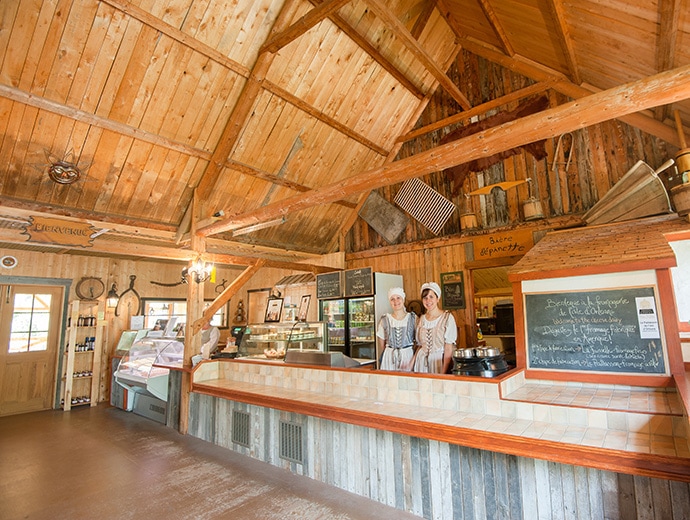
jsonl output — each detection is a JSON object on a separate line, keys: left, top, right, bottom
{"left": 8, "top": 293, "right": 52, "bottom": 353}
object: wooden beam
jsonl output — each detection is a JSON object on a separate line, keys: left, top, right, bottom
{"left": 410, "top": 0, "right": 437, "bottom": 40}
{"left": 0, "top": 84, "right": 212, "bottom": 160}
{"left": 194, "top": 0, "right": 303, "bottom": 202}
{"left": 192, "top": 261, "right": 265, "bottom": 333}
{"left": 0, "top": 197, "right": 177, "bottom": 235}
{"left": 654, "top": 0, "right": 682, "bottom": 121}
{"left": 0, "top": 216, "right": 337, "bottom": 272}
{"left": 477, "top": 0, "right": 515, "bottom": 56}
{"left": 448, "top": 36, "right": 684, "bottom": 147}
{"left": 544, "top": 0, "right": 581, "bottom": 84}
{"left": 334, "top": 44, "right": 463, "bottom": 246}
{"left": 102, "top": 0, "right": 251, "bottom": 78}
{"left": 397, "top": 81, "right": 553, "bottom": 142}
{"left": 363, "top": 0, "right": 472, "bottom": 110}
{"left": 262, "top": 80, "right": 388, "bottom": 156}
{"left": 309, "top": 0, "right": 425, "bottom": 99}
{"left": 220, "top": 158, "right": 357, "bottom": 208}
{"left": 198, "top": 64, "right": 690, "bottom": 236}
{"left": 260, "top": 0, "right": 353, "bottom": 54}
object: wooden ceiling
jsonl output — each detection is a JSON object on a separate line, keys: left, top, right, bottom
{"left": 1, "top": 0, "right": 689, "bottom": 265}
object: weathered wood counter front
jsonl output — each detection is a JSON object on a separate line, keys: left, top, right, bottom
{"left": 188, "top": 359, "right": 690, "bottom": 519}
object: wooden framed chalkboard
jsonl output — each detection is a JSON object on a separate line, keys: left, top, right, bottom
{"left": 316, "top": 272, "right": 342, "bottom": 299}
{"left": 440, "top": 271, "right": 465, "bottom": 309}
{"left": 344, "top": 267, "right": 373, "bottom": 297}
{"left": 524, "top": 287, "right": 667, "bottom": 375}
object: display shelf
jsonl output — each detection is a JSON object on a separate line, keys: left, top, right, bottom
{"left": 243, "top": 322, "right": 327, "bottom": 356}
{"left": 61, "top": 300, "right": 106, "bottom": 411}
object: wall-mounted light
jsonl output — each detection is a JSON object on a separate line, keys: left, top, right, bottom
{"left": 232, "top": 217, "right": 285, "bottom": 236}
{"left": 184, "top": 258, "right": 213, "bottom": 284}
{"left": 106, "top": 283, "right": 120, "bottom": 308}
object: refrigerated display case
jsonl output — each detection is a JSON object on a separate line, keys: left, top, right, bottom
{"left": 242, "top": 321, "right": 327, "bottom": 358}
{"left": 113, "top": 337, "right": 184, "bottom": 423}
{"left": 110, "top": 329, "right": 149, "bottom": 409}
{"left": 318, "top": 271, "right": 403, "bottom": 362}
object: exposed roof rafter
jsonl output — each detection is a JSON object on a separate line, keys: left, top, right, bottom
{"left": 198, "top": 64, "right": 690, "bottom": 237}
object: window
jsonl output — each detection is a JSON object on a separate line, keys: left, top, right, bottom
{"left": 142, "top": 298, "right": 229, "bottom": 334}
{"left": 670, "top": 239, "right": 690, "bottom": 331}
{"left": 8, "top": 293, "right": 52, "bottom": 353}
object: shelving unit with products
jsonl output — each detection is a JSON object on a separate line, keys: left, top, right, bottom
{"left": 61, "top": 300, "right": 106, "bottom": 410}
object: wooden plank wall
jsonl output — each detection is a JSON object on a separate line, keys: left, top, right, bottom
{"left": 347, "top": 51, "right": 674, "bottom": 253}
{"left": 347, "top": 243, "right": 478, "bottom": 344}
{"left": 0, "top": 248, "right": 307, "bottom": 404}
{"left": 189, "top": 393, "right": 690, "bottom": 520}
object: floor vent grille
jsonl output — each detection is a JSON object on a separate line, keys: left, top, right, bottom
{"left": 279, "top": 421, "right": 303, "bottom": 464}
{"left": 232, "top": 410, "right": 250, "bottom": 447}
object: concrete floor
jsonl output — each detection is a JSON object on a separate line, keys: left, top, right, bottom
{"left": 0, "top": 405, "right": 422, "bottom": 520}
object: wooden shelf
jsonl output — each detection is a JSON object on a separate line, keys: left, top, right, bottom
{"left": 61, "top": 300, "right": 105, "bottom": 411}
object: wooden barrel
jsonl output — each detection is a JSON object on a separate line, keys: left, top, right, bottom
{"left": 676, "top": 148, "right": 690, "bottom": 176}
{"left": 671, "top": 182, "right": 690, "bottom": 216}
{"left": 523, "top": 198, "right": 544, "bottom": 220}
{"left": 460, "top": 213, "right": 478, "bottom": 229}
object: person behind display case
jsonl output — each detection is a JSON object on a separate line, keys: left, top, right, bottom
{"left": 200, "top": 321, "right": 220, "bottom": 358}
{"left": 412, "top": 282, "right": 457, "bottom": 374}
{"left": 376, "top": 287, "right": 416, "bottom": 371}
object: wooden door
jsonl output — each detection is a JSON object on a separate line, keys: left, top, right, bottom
{"left": 0, "top": 284, "right": 64, "bottom": 416}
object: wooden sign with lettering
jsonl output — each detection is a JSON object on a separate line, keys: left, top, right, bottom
{"left": 474, "top": 230, "right": 533, "bottom": 260}
{"left": 23, "top": 216, "right": 95, "bottom": 248}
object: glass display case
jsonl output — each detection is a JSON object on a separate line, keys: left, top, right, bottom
{"left": 242, "top": 322, "right": 327, "bottom": 357}
{"left": 114, "top": 337, "right": 184, "bottom": 403}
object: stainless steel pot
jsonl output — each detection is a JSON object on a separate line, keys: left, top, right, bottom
{"left": 476, "top": 347, "right": 501, "bottom": 357}
{"left": 453, "top": 347, "right": 476, "bottom": 359}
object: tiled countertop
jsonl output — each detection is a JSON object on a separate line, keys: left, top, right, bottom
{"left": 191, "top": 360, "right": 690, "bottom": 480}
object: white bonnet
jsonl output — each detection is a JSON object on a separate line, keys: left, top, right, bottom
{"left": 421, "top": 282, "right": 441, "bottom": 298}
{"left": 388, "top": 287, "right": 406, "bottom": 300}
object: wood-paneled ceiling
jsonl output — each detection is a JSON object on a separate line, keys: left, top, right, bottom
{"left": 1, "top": 0, "right": 689, "bottom": 266}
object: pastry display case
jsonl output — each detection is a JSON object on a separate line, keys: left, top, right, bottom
{"left": 241, "top": 321, "right": 327, "bottom": 358}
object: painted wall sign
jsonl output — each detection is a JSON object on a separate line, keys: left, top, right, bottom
{"left": 474, "top": 230, "right": 533, "bottom": 260}
{"left": 23, "top": 216, "right": 95, "bottom": 248}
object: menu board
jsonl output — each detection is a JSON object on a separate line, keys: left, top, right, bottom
{"left": 440, "top": 271, "right": 465, "bottom": 309}
{"left": 344, "top": 267, "right": 373, "bottom": 297}
{"left": 316, "top": 272, "right": 342, "bottom": 299}
{"left": 525, "top": 287, "right": 667, "bottom": 374}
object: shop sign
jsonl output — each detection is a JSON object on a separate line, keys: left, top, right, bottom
{"left": 23, "top": 216, "right": 95, "bottom": 248}
{"left": 474, "top": 230, "right": 532, "bottom": 260}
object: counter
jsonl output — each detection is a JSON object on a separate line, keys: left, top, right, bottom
{"left": 186, "top": 358, "right": 690, "bottom": 519}
{"left": 191, "top": 358, "right": 689, "bottom": 479}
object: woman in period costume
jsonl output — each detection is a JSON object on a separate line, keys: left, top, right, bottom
{"left": 412, "top": 282, "right": 457, "bottom": 374}
{"left": 376, "top": 287, "right": 416, "bottom": 371}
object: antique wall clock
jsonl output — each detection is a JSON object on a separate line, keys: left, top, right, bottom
{"left": 75, "top": 277, "right": 105, "bottom": 301}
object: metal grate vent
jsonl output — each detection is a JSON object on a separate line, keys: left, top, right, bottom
{"left": 232, "top": 410, "right": 250, "bottom": 447}
{"left": 394, "top": 178, "right": 456, "bottom": 234}
{"left": 279, "top": 421, "right": 303, "bottom": 464}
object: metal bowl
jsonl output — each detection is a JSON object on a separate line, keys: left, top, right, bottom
{"left": 453, "top": 348, "right": 476, "bottom": 359}
{"left": 476, "top": 347, "right": 501, "bottom": 358}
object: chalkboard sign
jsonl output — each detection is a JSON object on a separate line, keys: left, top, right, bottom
{"left": 344, "top": 267, "right": 373, "bottom": 297}
{"left": 316, "top": 272, "right": 342, "bottom": 299}
{"left": 440, "top": 271, "right": 465, "bottom": 309}
{"left": 525, "top": 287, "right": 667, "bottom": 375}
